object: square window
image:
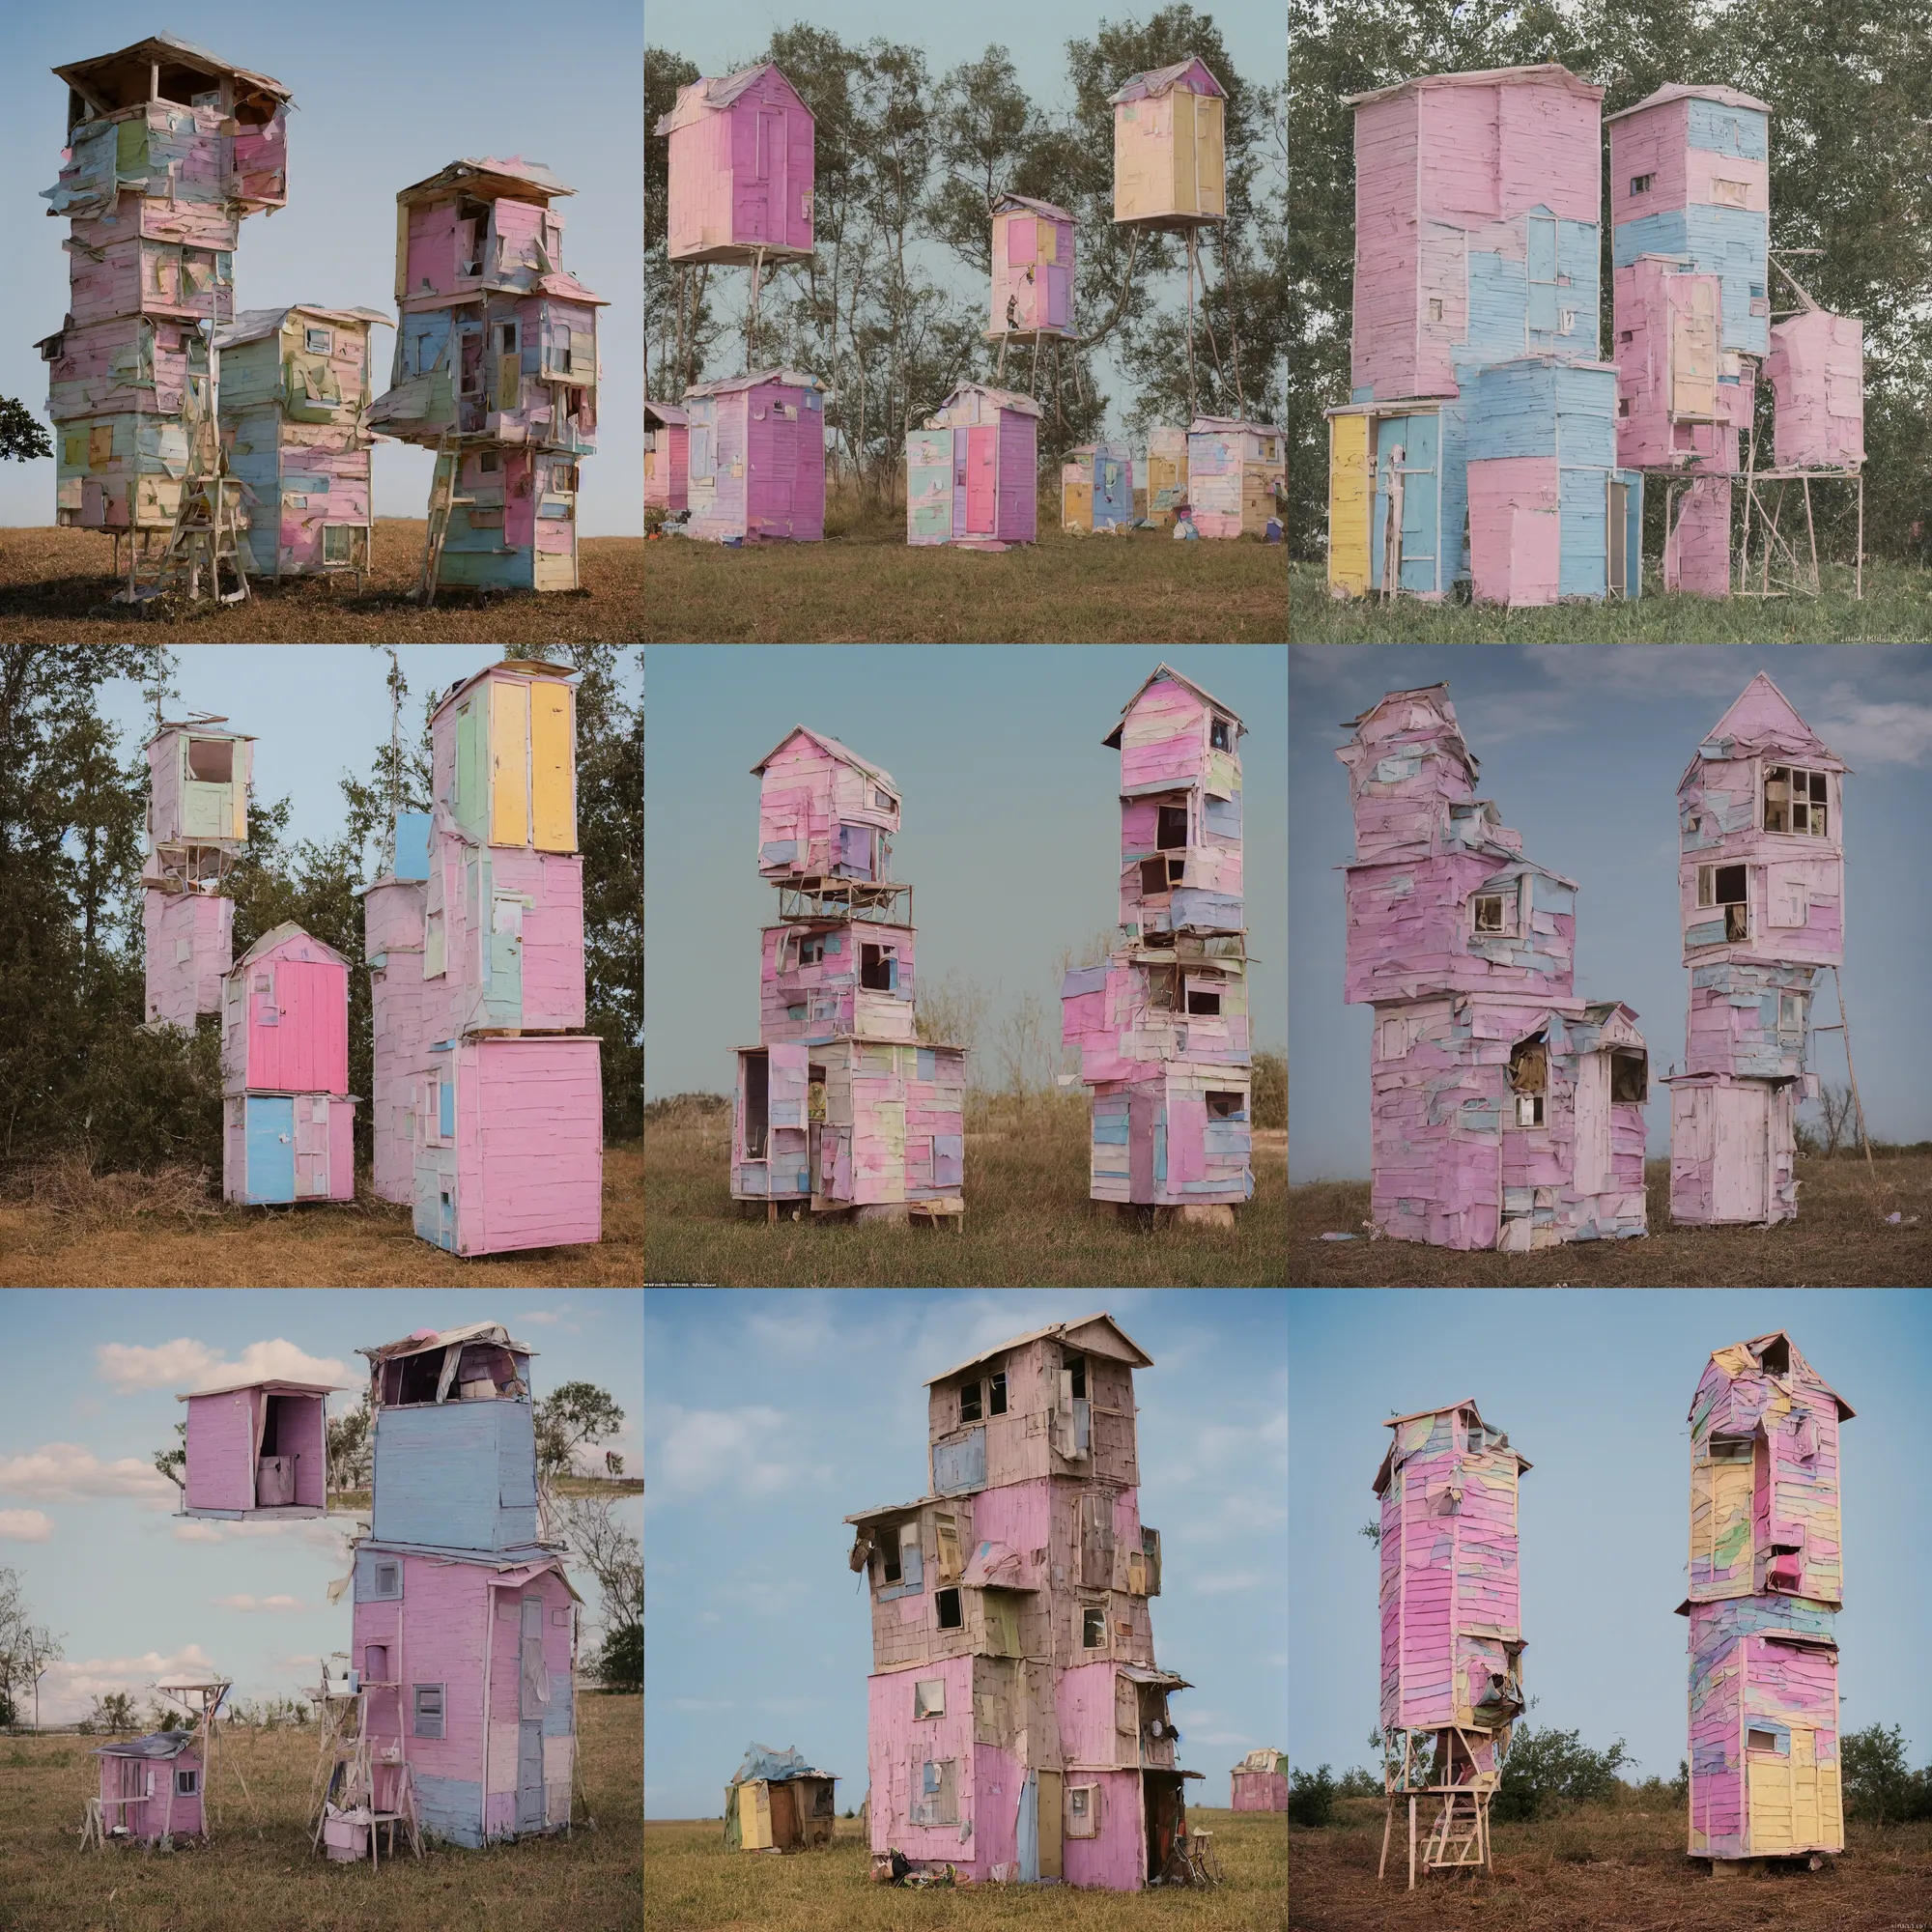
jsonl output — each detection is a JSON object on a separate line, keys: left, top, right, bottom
{"left": 914, "top": 1678, "right": 945, "bottom": 1719}
{"left": 1155, "top": 803, "right": 1188, "bottom": 851}
{"left": 322, "top": 523, "right": 353, "bottom": 564}
{"left": 412, "top": 1684, "right": 444, "bottom": 1740}
{"left": 480, "top": 451, "right": 501, "bottom": 472}
{"left": 1140, "top": 856, "right": 1168, "bottom": 897}
{"left": 1515, "top": 1094, "right": 1545, "bottom": 1128}
{"left": 175, "top": 1768, "right": 198, "bottom": 1795}
{"left": 937, "top": 1588, "right": 962, "bottom": 1630}
{"left": 304, "top": 327, "right": 332, "bottom": 354}
{"left": 1185, "top": 987, "right": 1221, "bottom": 1016}
{"left": 874, "top": 787, "right": 896, "bottom": 811}
{"left": 959, "top": 1379, "right": 981, "bottom": 1424}
{"left": 1631, "top": 172, "right": 1655, "bottom": 195}
{"left": 1207, "top": 1091, "right": 1244, "bottom": 1121}
{"left": 1472, "top": 893, "right": 1509, "bottom": 933}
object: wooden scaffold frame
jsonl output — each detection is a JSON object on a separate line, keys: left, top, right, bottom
{"left": 1378, "top": 1724, "right": 1508, "bottom": 1889}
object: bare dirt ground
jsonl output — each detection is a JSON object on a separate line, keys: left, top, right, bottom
{"left": 0, "top": 1145, "right": 641, "bottom": 1286}
{"left": 0, "top": 522, "right": 641, "bottom": 642}
{"left": 644, "top": 1808, "right": 1288, "bottom": 1931}
{"left": 1291, "top": 1801, "right": 1932, "bottom": 1931}
{"left": 1290, "top": 1156, "right": 1932, "bottom": 1286}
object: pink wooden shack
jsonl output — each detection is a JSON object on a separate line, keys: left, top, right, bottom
{"left": 905, "top": 384, "right": 1039, "bottom": 550}
{"left": 654, "top": 63, "right": 816, "bottom": 265}
{"left": 1062, "top": 668, "right": 1252, "bottom": 1217}
{"left": 844, "top": 1315, "right": 1194, "bottom": 1889}
{"left": 344, "top": 1323, "right": 582, "bottom": 1849}
{"left": 1231, "top": 1747, "right": 1288, "bottom": 1811}
{"left": 644, "top": 400, "right": 689, "bottom": 510}
{"left": 1185, "top": 418, "right": 1284, "bottom": 539}
{"left": 1680, "top": 1332, "right": 1852, "bottom": 1863}
{"left": 362, "top": 811, "right": 433, "bottom": 1206}
{"left": 683, "top": 369, "right": 828, "bottom": 543}
{"left": 1374, "top": 1401, "right": 1529, "bottom": 1884}
{"left": 1766, "top": 308, "right": 1864, "bottom": 470}
{"left": 1338, "top": 686, "right": 1649, "bottom": 1249}
{"left": 1665, "top": 674, "right": 1846, "bottom": 1227}
{"left": 40, "top": 34, "right": 291, "bottom": 540}
{"left": 92, "top": 1732, "right": 205, "bottom": 1845}
{"left": 734, "top": 726, "right": 963, "bottom": 1222}
{"left": 142, "top": 720, "right": 252, "bottom": 1030}
{"left": 178, "top": 1373, "right": 339, "bottom": 1518}
{"left": 987, "top": 195, "right": 1075, "bottom": 341}
{"left": 219, "top": 923, "right": 357, "bottom": 1208}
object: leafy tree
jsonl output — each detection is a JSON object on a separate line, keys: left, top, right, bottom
{"left": 554, "top": 1492, "right": 641, "bottom": 1692}
{"left": 1288, "top": 1762, "right": 1337, "bottom": 1825}
{"left": 0, "top": 396, "right": 52, "bottom": 465}
{"left": 87, "top": 1690, "right": 140, "bottom": 1734}
{"left": 1840, "top": 1721, "right": 1926, "bottom": 1824}
{"left": 0, "top": 1567, "right": 65, "bottom": 1730}
{"left": 155, "top": 1422, "right": 185, "bottom": 1491}
{"left": 534, "top": 1381, "right": 626, "bottom": 1480}
{"left": 1492, "top": 1722, "right": 1633, "bottom": 1821}
{"left": 327, "top": 1389, "right": 374, "bottom": 1492}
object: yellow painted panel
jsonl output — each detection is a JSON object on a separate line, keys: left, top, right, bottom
{"left": 490, "top": 677, "right": 530, "bottom": 847}
{"left": 232, "top": 740, "right": 250, "bottom": 840}
{"left": 530, "top": 681, "right": 577, "bottom": 852}
{"left": 1710, "top": 1457, "right": 1751, "bottom": 1586}
{"left": 1747, "top": 1750, "right": 1793, "bottom": 1853}
{"left": 1327, "top": 413, "right": 1371, "bottom": 597}
{"left": 1791, "top": 1729, "right": 1819, "bottom": 1845}
{"left": 1197, "top": 97, "right": 1226, "bottom": 217}
{"left": 1173, "top": 90, "right": 1196, "bottom": 212}
{"left": 497, "top": 353, "right": 521, "bottom": 412}
{"left": 739, "top": 1780, "right": 770, "bottom": 1850}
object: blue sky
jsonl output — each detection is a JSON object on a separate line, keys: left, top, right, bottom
{"left": 643, "top": 644, "right": 1286, "bottom": 1099}
{"left": 0, "top": 1290, "right": 641, "bottom": 1728}
{"left": 3, "top": 0, "right": 639, "bottom": 534}
{"left": 1288, "top": 1290, "right": 1932, "bottom": 1781}
{"left": 647, "top": 2, "right": 1287, "bottom": 440}
{"left": 1290, "top": 644, "right": 1932, "bottom": 1179}
{"left": 89, "top": 645, "right": 642, "bottom": 861}
{"left": 642, "top": 1288, "right": 1288, "bottom": 1818}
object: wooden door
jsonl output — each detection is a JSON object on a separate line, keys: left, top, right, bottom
{"left": 769, "top": 1778, "right": 798, "bottom": 1847}
{"left": 1172, "top": 89, "right": 1197, "bottom": 212}
{"left": 1037, "top": 1770, "right": 1063, "bottom": 1878}
{"left": 1713, "top": 1085, "right": 1770, "bottom": 1220}
{"left": 1747, "top": 1740, "right": 1792, "bottom": 1853}
{"left": 966, "top": 426, "right": 996, "bottom": 533}
{"left": 1791, "top": 1728, "right": 1820, "bottom": 1845}
{"left": 1672, "top": 280, "right": 1719, "bottom": 420}
{"left": 1608, "top": 481, "right": 1629, "bottom": 596}
{"left": 529, "top": 681, "right": 575, "bottom": 850}
{"left": 1574, "top": 1051, "right": 1612, "bottom": 1198}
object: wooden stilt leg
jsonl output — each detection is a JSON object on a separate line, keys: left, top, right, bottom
{"left": 1378, "top": 1798, "right": 1393, "bottom": 1882}
{"left": 1407, "top": 1794, "right": 1416, "bottom": 1890}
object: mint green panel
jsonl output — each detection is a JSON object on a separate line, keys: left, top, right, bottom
{"left": 455, "top": 697, "right": 487, "bottom": 837}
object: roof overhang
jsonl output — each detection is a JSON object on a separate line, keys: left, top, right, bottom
{"left": 923, "top": 1312, "right": 1153, "bottom": 1386}
{"left": 176, "top": 1376, "right": 349, "bottom": 1402}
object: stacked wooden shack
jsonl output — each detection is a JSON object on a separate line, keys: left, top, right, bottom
{"left": 38, "top": 34, "right": 291, "bottom": 553}
{"left": 1374, "top": 1401, "right": 1530, "bottom": 1885}
{"left": 1680, "top": 1333, "right": 1851, "bottom": 1863}
{"left": 1184, "top": 418, "right": 1284, "bottom": 538}
{"left": 724, "top": 1744, "right": 839, "bottom": 1852}
{"left": 141, "top": 717, "right": 252, "bottom": 1030}
{"left": 1337, "top": 685, "right": 1649, "bottom": 1248}
{"left": 1061, "top": 668, "right": 1253, "bottom": 1220}
{"left": 683, "top": 369, "right": 831, "bottom": 543}
{"left": 178, "top": 1372, "right": 338, "bottom": 1518}
{"left": 1231, "top": 1747, "right": 1289, "bottom": 1811}
{"left": 213, "top": 303, "right": 389, "bottom": 583}
{"left": 1664, "top": 674, "right": 1847, "bottom": 1225}
{"left": 363, "top": 662, "right": 602, "bottom": 1255}
{"left": 367, "top": 157, "right": 604, "bottom": 593}
{"left": 732, "top": 726, "right": 965, "bottom": 1223}
{"left": 220, "top": 922, "right": 357, "bottom": 1205}
{"left": 843, "top": 1313, "right": 1191, "bottom": 1889}
{"left": 987, "top": 196, "right": 1075, "bottom": 345}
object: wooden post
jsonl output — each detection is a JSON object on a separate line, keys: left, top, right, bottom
{"left": 1802, "top": 476, "right": 1818, "bottom": 594}
{"left": 1407, "top": 1792, "right": 1416, "bottom": 1889}
{"left": 1855, "top": 475, "right": 1863, "bottom": 600}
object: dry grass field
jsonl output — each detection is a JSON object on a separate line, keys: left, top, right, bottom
{"left": 0, "top": 1693, "right": 639, "bottom": 1932}
{"left": 1290, "top": 1155, "right": 1932, "bottom": 1286}
{"left": 643, "top": 490, "right": 1286, "bottom": 642}
{"left": 0, "top": 1144, "right": 641, "bottom": 1287}
{"left": 0, "top": 523, "right": 641, "bottom": 642}
{"left": 1290, "top": 1796, "right": 1932, "bottom": 1931}
{"left": 643, "top": 1102, "right": 1287, "bottom": 1287}
{"left": 643, "top": 1807, "right": 1288, "bottom": 1931}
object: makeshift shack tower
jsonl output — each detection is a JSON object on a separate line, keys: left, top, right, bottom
{"left": 843, "top": 1313, "right": 1193, "bottom": 1889}
{"left": 1061, "top": 667, "right": 1253, "bottom": 1221}
{"left": 142, "top": 716, "right": 252, "bottom": 1030}
{"left": 39, "top": 33, "right": 292, "bottom": 603}
{"left": 1337, "top": 685, "right": 1650, "bottom": 1248}
{"left": 1679, "top": 1332, "right": 1851, "bottom": 1864}
{"left": 366, "top": 157, "right": 605, "bottom": 598}
{"left": 731, "top": 727, "right": 965, "bottom": 1224}
{"left": 1664, "top": 674, "right": 1850, "bottom": 1225}
{"left": 1324, "top": 65, "right": 1640, "bottom": 605}
{"left": 724, "top": 1744, "right": 839, "bottom": 1851}
{"left": 361, "top": 662, "right": 602, "bottom": 1254}
{"left": 330, "top": 1323, "right": 582, "bottom": 1853}
{"left": 1373, "top": 1401, "right": 1529, "bottom": 1887}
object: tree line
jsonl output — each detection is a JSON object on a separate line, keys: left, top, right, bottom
{"left": 647, "top": 5, "right": 1289, "bottom": 495}
{"left": 1288, "top": 0, "right": 1932, "bottom": 566}
{"left": 0, "top": 642, "right": 640, "bottom": 1183}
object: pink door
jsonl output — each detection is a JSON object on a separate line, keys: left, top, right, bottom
{"left": 965, "top": 427, "right": 996, "bottom": 534}
{"left": 759, "top": 107, "right": 784, "bottom": 245}
{"left": 1713, "top": 1085, "right": 1769, "bottom": 1219}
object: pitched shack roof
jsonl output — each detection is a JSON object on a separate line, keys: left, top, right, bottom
{"left": 654, "top": 63, "right": 814, "bottom": 136}
{"left": 358, "top": 1320, "right": 536, "bottom": 1364}
{"left": 991, "top": 192, "right": 1073, "bottom": 222}
{"left": 923, "top": 1311, "right": 1152, "bottom": 1385}
{"left": 1187, "top": 414, "right": 1287, "bottom": 438}
{"left": 1343, "top": 63, "right": 1601, "bottom": 108}
{"left": 1109, "top": 56, "right": 1226, "bottom": 104}
{"left": 932, "top": 384, "right": 1043, "bottom": 419}
{"left": 644, "top": 401, "right": 689, "bottom": 426}
{"left": 55, "top": 32, "right": 292, "bottom": 104}
{"left": 213, "top": 305, "right": 391, "bottom": 351}
{"left": 749, "top": 725, "right": 895, "bottom": 790}
{"left": 1372, "top": 1398, "right": 1533, "bottom": 1495}
{"left": 685, "top": 367, "right": 832, "bottom": 400}
{"left": 231, "top": 922, "right": 351, "bottom": 971}
{"left": 176, "top": 1374, "right": 348, "bottom": 1401}
{"left": 1103, "top": 663, "right": 1244, "bottom": 746}
{"left": 1605, "top": 82, "right": 1773, "bottom": 124}
{"left": 94, "top": 1730, "right": 198, "bottom": 1759}
{"left": 396, "top": 156, "right": 574, "bottom": 205}
{"left": 1694, "top": 1329, "right": 1855, "bottom": 1420}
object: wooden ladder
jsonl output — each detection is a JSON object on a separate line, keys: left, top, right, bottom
{"left": 130, "top": 384, "right": 251, "bottom": 605}
{"left": 416, "top": 438, "right": 473, "bottom": 606}
{"left": 1422, "top": 1789, "right": 1487, "bottom": 1870}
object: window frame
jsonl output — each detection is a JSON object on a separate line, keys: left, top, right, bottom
{"left": 1763, "top": 763, "right": 1829, "bottom": 838}
{"left": 175, "top": 1767, "right": 199, "bottom": 1796}
{"left": 988, "top": 1371, "right": 1008, "bottom": 1416}
{"left": 936, "top": 1587, "right": 963, "bottom": 1631}
{"left": 1209, "top": 717, "right": 1233, "bottom": 753}
{"left": 958, "top": 1378, "right": 981, "bottom": 1424}
{"left": 412, "top": 1682, "right": 445, "bottom": 1740}
{"left": 304, "top": 326, "right": 333, "bottom": 355}
{"left": 1471, "top": 891, "right": 1516, "bottom": 936}
{"left": 1081, "top": 1605, "right": 1106, "bottom": 1649}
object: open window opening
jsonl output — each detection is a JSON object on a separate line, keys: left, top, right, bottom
{"left": 1156, "top": 802, "right": 1188, "bottom": 850}
{"left": 914, "top": 1677, "right": 945, "bottom": 1719}
{"left": 1779, "top": 992, "right": 1804, "bottom": 1037}
{"left": 1207, "top": 1091, "right": 1244, "bottom": 1120}
{"left": 1167, "top": 856, "right": 1185, "bottom": 885}
{"left": 936, "top": 1588, "right": 963, "bottom": 1631}
{"left": 1148, "top": 964, "right": 1178, "bottom": 1010}
{"left": 808, "top": 1064, "right": 826, "bottom": 1124}
{"left": 1471, "top": 889, "right": 1518, "bottom": 935}
{"left": 1140, "top": 856, "right": 1169, "bottom": 897}
{"left": 1082, "top": 1605, "right": 1106, "bottom": 1649}
{"left": 1185, "top": 987, "right": 1221, "bottom": 1016}
{"left": 498, "top": 322, "right": 519, "bottom": 355}
{"left": 186, "top": 737, "right": 234, "bottom": 783}
{"left": 959, "top": 1378, "right": 981, "bottom": 1424}
{"left": 744, "top": 1052, "right": 769, "bottom": 1159}
{"left": 1708, "top": 1432, "right": 1753, "bottom": 1463}
{"left": 1764, "top": 765, "right": 1828, "bottom": 838}
{"left": 881, "top": 1531, "right": 903, "bottom": 1585}
{"left": 860, "top": 944, "right": 895, "bottom": 991}
{"left": 1066, "top": 1354, "right": 1086, "bottom": 1398}
{"left": 1747, "top": 1728, "right": 1784, "bottom": 1753}
{"left": 798, "top": 930, "right": 828, "bottom": 967}
{"left": 1697, "top": 863, "right": 1748, "bottom": 940}
{"left": 1209, "top": 716, "right": 1234, "bottom": 752}
{"left": 1508, "top": 1036, "right": 1547, "bottom": 1128}
{"left": 1610, "top": 1049, "right": 1648, "bottom": 1103}
{"left": 989, "top": 1371, "right": 1008, "bottom": 1416}
{"left": 1757, "top": 1335, "right": 1792, "bottom": 1376}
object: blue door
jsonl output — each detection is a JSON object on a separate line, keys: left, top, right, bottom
{"left": 485, "top": 893, "right": 525, "bottom": 1026}
{"left": 1372, "top": 413, "right": 1439, "bottom": 593}
{"left": 245, "top": 1095, "right": 296, "bottom": 1203}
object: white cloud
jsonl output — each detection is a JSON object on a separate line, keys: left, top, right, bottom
{"left": 95, "top": 1336, "right": 348, "bottom": 1393}
{"left": 212, "top": 1594, "right": 307, "bottom": 1613}
{"left": 1812, "top": 698, "right": 1932, "bottom": 767}
{"left": 656, "top": 1405, "right": 793, "bottom": 1495}
{"left": 1192, "top": 1571, "right": 1265, "bottom": 1596}
{"left": 173, "top": 1521, "right": 223, "bottom": 1544}
{"left": 0, "top": 1442, "right": 174, "bottom": 1503}
{"left": 671, "top": 1697, "right": 735, "bottom": 1711}
{"left": 0, "top": 1508, "right": 54, "bottom": 1542}
{"left": 516, "top": 1307, "right": 566, "bottom": 1326}
{"left": 1167, "top": 1489, "right": 1289, "bottom": 1546}
{"left": 36, "top": 1645, "right": 221, "bottom": 1727}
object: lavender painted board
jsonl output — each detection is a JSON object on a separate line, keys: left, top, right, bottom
{"left": 371, "top": 1402, "right": 541, "bottom": 1550}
